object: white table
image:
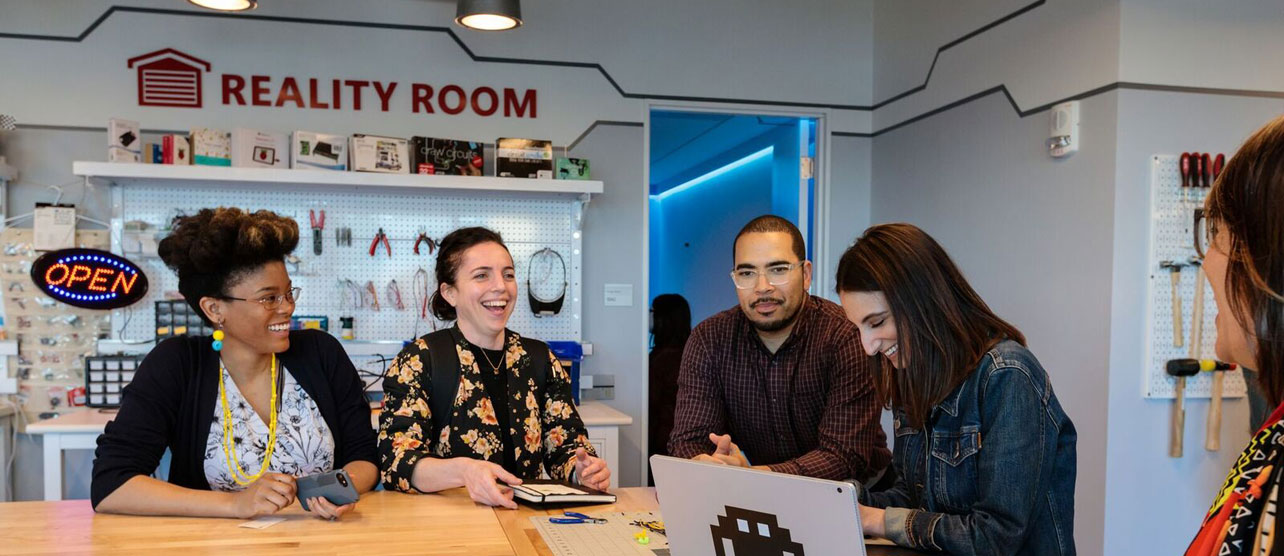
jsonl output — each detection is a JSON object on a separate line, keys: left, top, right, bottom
{"left": 30, "top": 402, "right": 635, "bottom": 500}
{"left": 25, "top": 409, "right": 115, "bottom": 501}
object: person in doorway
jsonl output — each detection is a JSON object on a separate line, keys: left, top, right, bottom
{"left": 837, "top": 222, "right": 1077, "bottom": 555}
{"left": 667, "top": 215, "right": 890, "bottom": 482}
{"left": 92, "top": 208, "right": 378, "bottom": 520}
{"left": 648, "top": 293, "right": 691, "bottom": 484}
{"left": 1187, "top": 115, "right": 1284, "bottom": 555}
{"left": 378, "top": 227, "right": 609, "bottom": 509}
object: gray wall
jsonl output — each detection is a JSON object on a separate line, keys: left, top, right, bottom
{"left": 872, "top": 91, "right": 1116, "bottom": 555}
{"left": 1104, "top": 90, "right": 1284, "bottom": 555}
{"left": 569, "top": 124, "right": 648, "bottom": 491}
{"left": 820, "top": 135, "right": 872, "bottom": 300}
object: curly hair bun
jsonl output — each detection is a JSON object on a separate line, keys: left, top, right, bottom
{"left": 157, "top": 208, "right": 299, "bottom": 319}
{"left": 158, "top": 208, "right": 299, "bottom": 274}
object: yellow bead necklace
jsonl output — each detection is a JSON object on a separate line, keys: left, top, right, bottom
{"left": 218, "top": 353, "right": 279, "bottom": 486}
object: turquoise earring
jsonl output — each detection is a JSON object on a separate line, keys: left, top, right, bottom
{"left": 212, "top": 326, "right": 225, "bottom": 352}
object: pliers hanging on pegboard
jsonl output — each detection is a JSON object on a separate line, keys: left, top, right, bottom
{"left": 413, "top": 229, "right": 437, "bottom": 255}
{"left": 309, "top": 209, "right": 325, "bottom": 255}
{"left": 369, "top": 228, "right": 391, "bottom": 257}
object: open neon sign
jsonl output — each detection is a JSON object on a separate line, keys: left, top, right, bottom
{"left": 31, "top": 249, "right": 149, "bottom": 310}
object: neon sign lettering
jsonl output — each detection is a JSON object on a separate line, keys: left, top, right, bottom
{"left": 31, "top": 249, "right": 149, "bottom": 310}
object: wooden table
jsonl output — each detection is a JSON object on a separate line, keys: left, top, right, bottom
{"left": 0, "top": 487, "right": 922, "bottom": 555}
{"left": 26, "top": 401, "right": 633, "bottom": 499}
{"left": 0, "top": 489, "right": 511, "bottom": 555}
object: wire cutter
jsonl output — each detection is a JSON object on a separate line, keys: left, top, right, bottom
{"left": 550, "top": 511, "right": 607, "bottom": 524}
{"left": 413, "top": 230, "right": 437, "bottom": 255}
{"left": 309, "top": 209, "right": 325, "bottom": 255}
{"left": 369, "top": 227, "right": 391, "bottom": 257}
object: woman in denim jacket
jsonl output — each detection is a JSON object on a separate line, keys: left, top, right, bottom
{"left": 835, "top": 223, "right": 1077, "bottom": 555}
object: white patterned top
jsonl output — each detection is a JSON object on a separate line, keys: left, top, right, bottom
{"left": 204, "top": 365, "right": 335, "bottom": 491}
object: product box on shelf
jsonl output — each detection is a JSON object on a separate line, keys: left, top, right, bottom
{"left": 409, "top": 137, "right": 484, "bottom": 176}
{"left": 496, "top": 138, "right": 553, "bottom": 178}
{"left": 350, "top": 134, "right": 409, "bottom": 174}
{"left": 107, "top": 118, "right": 141, "bottom": 163}
{"left": 555, "top": 157, "right": 591, "bottom": 180}
{"left": 162, "top": 134, "right": 190, "bottom": 165}
{"left": 141, "top": 142, "right": 163, "bottom": 164}
{"left": 190, "top": 128, "right": 231, "bottom": 166}
{"left": 232, "top": 128, "right": 289, "bottom": 168}
{"left": 292, "top": 130, "right": 348, "bottom": 171}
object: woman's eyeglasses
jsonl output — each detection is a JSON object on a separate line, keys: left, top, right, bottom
{"left": 220, "top": 287, "right": 301, "bottom": 310}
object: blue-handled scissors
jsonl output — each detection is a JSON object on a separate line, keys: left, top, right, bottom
{"left": 550, "top": 511, "right": 607, "bottom": 524}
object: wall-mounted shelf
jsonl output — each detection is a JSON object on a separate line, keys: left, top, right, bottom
{"left": 73, "top": 162, "right": 603, "bottom": 196}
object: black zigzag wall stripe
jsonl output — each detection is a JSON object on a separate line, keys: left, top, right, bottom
{"left": 0, "top": 3, "right": 1046, "bottom": 112}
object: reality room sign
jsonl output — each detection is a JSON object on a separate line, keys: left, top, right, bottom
{"left": 31, "top": 249, "right": 149, "bottom": 310}
{"left": 128, "top": 48, "right": 538, "bottom": 118}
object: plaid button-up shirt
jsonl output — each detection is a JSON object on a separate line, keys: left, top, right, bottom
{"left": 667, "top": 295, "right": 891, "bottom": 481}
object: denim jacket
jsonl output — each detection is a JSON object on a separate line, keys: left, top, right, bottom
{"left": 861, "top": 340, "right": 1077, "bottom": 555}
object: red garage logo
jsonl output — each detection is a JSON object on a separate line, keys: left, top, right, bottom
{"left": 127, "top": 48, "right": 211, "bottom": 108}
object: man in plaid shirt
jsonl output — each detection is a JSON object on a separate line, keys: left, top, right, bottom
{"left": 666, "top": 215, "right": 890, "bottom": 482}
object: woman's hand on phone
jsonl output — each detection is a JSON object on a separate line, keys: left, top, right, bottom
{"left": 304, "top": 496, "right": 355, "bottom": 521}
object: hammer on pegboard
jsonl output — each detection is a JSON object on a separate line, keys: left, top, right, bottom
{"left": 1158, "top": 260, "right": 1188, "bottom": 347}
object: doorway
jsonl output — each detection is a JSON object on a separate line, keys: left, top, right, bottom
{"left": 643, "top": 108, "right": 821, "bottom": 476}
{"left": 648, "top": 110, "right": 818, "bottom": 325}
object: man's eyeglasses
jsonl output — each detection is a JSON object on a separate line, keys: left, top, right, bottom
{"left": 730, "top": 263, "right": 802, "bottom": 289}
{"left": 221, "top": 287, "right": 301, "bottom": 310}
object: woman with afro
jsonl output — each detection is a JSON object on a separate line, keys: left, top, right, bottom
{"left": 91, "top": 208, "right": 377, "bottom": 520}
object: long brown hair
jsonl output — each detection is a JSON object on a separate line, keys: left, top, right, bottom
{"left": 1205, "top": 114, "right": 1284, "bottom": 406}
{"left": 835, "top": 223, "right": 1025, "bottom": 428}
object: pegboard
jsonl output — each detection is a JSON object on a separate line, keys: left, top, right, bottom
{"left": 1144, "top": 155, "right": 1245, "bottom": 399}
{"left": 0, "top": 228, "right": 113, "bottom": 421}
{"left": 110, "top": 182, "right": 584, "bottom": 345}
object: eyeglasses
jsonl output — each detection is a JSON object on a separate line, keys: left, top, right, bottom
{"left": 221, "top": 287, "right": 301, "bottom": 310}
{"left": 730, "top": 263, "right": 802, "bottom": 289}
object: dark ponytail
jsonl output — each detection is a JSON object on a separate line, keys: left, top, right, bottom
{"left": 430, "top": 226, "right": 509, "bottom": 321}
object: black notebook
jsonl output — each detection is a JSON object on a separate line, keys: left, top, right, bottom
{"left": 509, "top": 480, "right": 617, "bottom": 505}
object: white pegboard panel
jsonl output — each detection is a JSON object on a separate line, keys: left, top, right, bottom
{"left": 1144, "top": 155, "right": 1244, "bottom": 399}
{"left": 112, "top": 182, "right": 583, "bottom": 344}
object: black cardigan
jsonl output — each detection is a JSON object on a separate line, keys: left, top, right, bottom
{"left": 91, "top": 330, "right": 377, "bottom": 508}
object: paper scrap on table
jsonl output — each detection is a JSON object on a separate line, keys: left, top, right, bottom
{"left": 239, "top": 516, "right": 286, "bottom": 529}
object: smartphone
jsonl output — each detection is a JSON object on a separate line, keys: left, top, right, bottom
{"left": 296, "top": 469, "right": 359, "bottom": 511}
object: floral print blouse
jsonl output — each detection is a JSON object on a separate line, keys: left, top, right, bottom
{"left": 377, "top": 327, "right": 597, "bottom": 493}
{"left": 204, "top": 366, "right": 335, "bottom": 491}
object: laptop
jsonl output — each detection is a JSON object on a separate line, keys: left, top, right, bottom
{"left": 650, "top": 455, "right": 867, "bottom": 556}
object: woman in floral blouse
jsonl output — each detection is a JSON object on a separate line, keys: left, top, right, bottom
{"left": 378, "top": 227, "right": 609, "bottom": 508}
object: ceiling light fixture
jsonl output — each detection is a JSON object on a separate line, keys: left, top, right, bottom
{"left": 187, "top": 0, "right": 258, "bottom": 12}
{"left": 455, "top": 0, "right": 522, "bottom": 31}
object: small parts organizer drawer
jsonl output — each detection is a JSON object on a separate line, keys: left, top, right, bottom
{"left": 154, "top": 300, "right": 213, "bottom": 340}
{"left": 85, "top": 354, "right": 144, "bottom": 408}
